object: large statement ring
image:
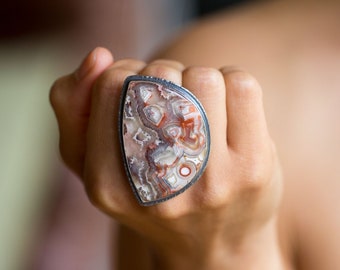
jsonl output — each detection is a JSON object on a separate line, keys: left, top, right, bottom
{"left": 119, "top": 75, "right": 211, "bottom": 206}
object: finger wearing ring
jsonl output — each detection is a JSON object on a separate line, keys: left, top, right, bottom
{"left": 119, "top": 75, "right": 211, "bottom": 206}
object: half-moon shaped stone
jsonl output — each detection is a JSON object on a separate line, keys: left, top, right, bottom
{"left": 119, "top": 76, "right": 210, "bottom": 206}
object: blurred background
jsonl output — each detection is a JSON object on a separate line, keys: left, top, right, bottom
{"left": 0, "top": 0, "right": 252, "bottom": 269}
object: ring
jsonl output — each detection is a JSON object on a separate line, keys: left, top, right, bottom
{"left": 119, "top": 75, "right": 211, "bottom": 206}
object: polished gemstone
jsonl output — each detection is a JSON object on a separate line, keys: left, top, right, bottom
{"left": 119, "top": 76, "right": 210, "bottom": 206}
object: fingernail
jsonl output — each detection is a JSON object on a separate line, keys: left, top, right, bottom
{"left": 76, "top": 48, "right": 97, "bottom": 80}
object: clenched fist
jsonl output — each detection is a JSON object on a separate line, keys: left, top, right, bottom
{"left": 50, "top": 47, "right": 282, "bottom": 270}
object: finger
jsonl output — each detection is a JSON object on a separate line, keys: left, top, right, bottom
{"left": 182, "top": 66, "right": 228, "bottom": 152}
{"left": 221, "top": 68, "right": 269, "bottom": 153}
{"left": 51, "top": 47, "right": 114, "bottom": 119}
{"left": 181, "top": 67, "right": 229, "bottom": 208}
{"left": 50, "top": 47, "right": 114, "bottom": 175}
{"left": 137, "top": 64, "right": 227, "bottom": 215}
{"left": 140, "top": 59, "right": 185, "bottom": 85}
{"left": 84, "top": 60, "right": 146, "bottom": 215}
{"left": 73, "top": 47, "right": 115, "bottom": 113}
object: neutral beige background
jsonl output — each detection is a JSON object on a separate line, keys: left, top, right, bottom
{"left": 0, "top": 0, "right": 195, "bottom": 269}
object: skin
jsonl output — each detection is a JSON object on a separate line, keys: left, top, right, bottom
{"left": 50, "top": 49, "right": 282, "bottom": 269}
{"left": 50, "top": 0, "right": 340, "bottom": 269}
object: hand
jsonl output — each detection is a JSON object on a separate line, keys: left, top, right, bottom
{"left": 50, "top": 47, "right": 282, "bottom": 269}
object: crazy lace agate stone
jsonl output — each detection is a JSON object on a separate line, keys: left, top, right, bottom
{"left": 119, "top": 76, "right": 210, "bottom": 206}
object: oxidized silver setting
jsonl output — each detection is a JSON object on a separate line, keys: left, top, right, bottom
{"left": 119, "top": 75, "right": 210, "bottom": 206}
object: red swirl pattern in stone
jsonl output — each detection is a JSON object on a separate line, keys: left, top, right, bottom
{"left": 121, "top": 78, "right": 209, "bottom": 205}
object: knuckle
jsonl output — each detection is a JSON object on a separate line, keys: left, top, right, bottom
{"left": 183, "top": 66, "right": 224, "bottom": 97}
{"left": 83, "top": 168, "right": 115, "bottom": 214}
{"left": 224, "top": 70, "right": 262, "bottom": 100}
{"left": 93, "top": 68, "right": 126, "bottom": 100}
{"left": 199, "top": 187, "right": 231, "bottom": 211}
{"left": 49, "top": 76, "right": 69, "bottom": 109}
{"left": 144, "top": 63, "right": 180, "bottom": 80}
{"left": 198, "top": 173, "right": 232, "bottom": 210}
{"left": 241, "top": 167, "right": 266, "bottom": 191}
{"left": 184, "top": 66, "right": 222, "bottom": 85}
{"left": 236, "top": 151, "right": 273, "bottom": 192}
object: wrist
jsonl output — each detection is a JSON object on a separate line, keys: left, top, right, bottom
{"left": 149, "top": 218, "right": 284, "bottom": 270}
